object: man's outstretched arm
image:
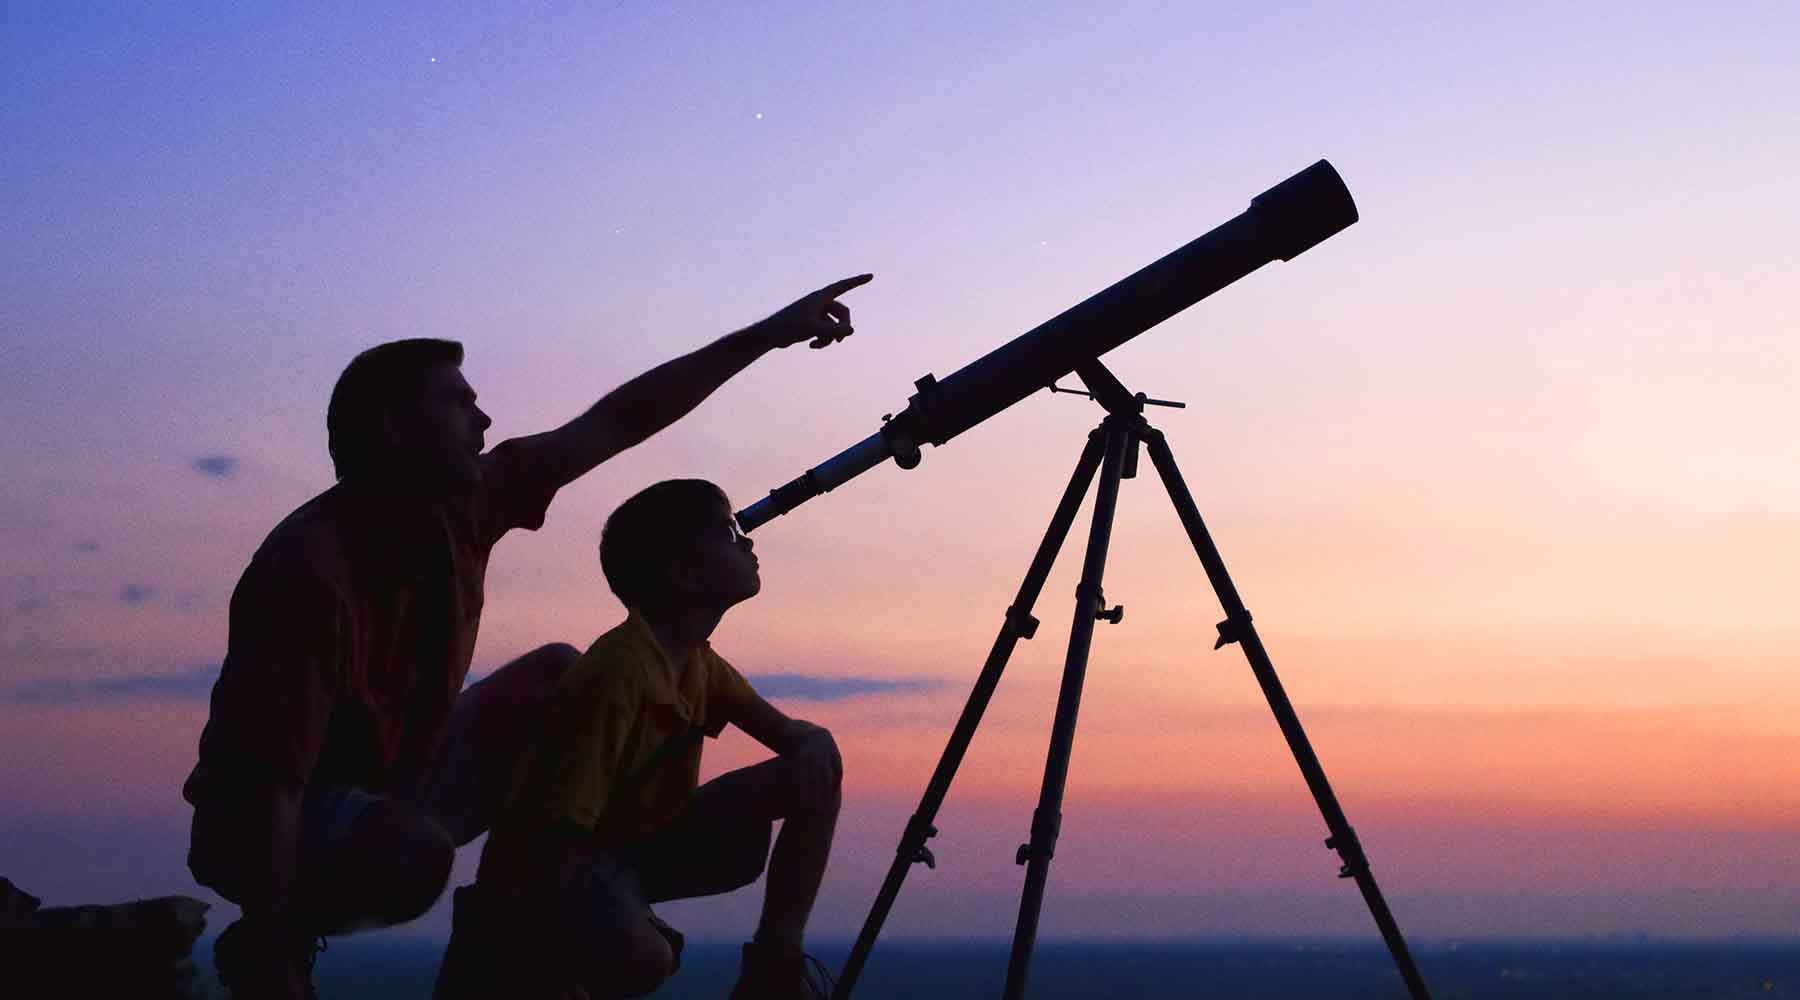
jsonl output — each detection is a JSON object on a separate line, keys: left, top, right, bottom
{"left": 519, "top": 274, "right": 872, "bottom": 489}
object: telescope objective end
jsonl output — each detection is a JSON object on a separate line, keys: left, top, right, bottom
{"left": 1250, "top": 159, "right": 1359, "bottom": 261}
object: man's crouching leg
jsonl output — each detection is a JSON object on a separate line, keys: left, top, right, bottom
{"left": 410, "top": 642, "right": 583, "bottom": 845}
{"left": 200, "top": 791, "right": 455, "bottom": 998}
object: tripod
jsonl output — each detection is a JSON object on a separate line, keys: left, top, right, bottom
{"left": 831, "top": 361, "right": 1434, "bottom": 1000}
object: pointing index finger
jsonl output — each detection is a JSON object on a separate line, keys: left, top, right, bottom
{"left": 815, "top": 273, "right": 874, "bottom": 299}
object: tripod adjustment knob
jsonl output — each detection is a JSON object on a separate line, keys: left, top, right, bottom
{"left": 1096, "top": 605, "right": 1124, "bottom": 624}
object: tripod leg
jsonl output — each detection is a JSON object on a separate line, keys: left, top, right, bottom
{"left": 1001, "top": 416, "right": 1134, "bottom": 1000}
{"left": 1139, "top": 426, "right": 1435, "bottom": 1000}
{"left": 832, "top": 430, "right": 1109, "bottom": 1000}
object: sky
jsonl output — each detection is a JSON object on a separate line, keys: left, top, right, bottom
{"left": 3, "top": 0, "right": 1798, "bottom": 948}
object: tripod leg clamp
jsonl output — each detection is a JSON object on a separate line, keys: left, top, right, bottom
{"left": 900, "top": 813, "right": 939, "bottom": 870}
{"left": 1213, "top": 610, "right": 1253, "bottom": 649}
{"left": 1325, "top": 827, "right": 1369, "bottom": 879}
{"left": 1005, "top": 605, "right": 1040, "bottom": 640}
{"left": 1016, "top": 809, "right": 1061, "bottom": 865}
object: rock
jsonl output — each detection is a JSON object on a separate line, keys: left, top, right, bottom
{"left": 0, "top": 876, "right": 43, "bottom": 922}
{"left": 0, "top": 877, "right": 214, "bottom": 998}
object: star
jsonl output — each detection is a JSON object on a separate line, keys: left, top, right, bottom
{"left": 754, "top": 111, "right": 764, "bottom": 120}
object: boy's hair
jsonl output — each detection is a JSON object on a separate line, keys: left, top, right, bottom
{"left": 600, "top": 479, "right": 731, "bottom": 609}
{"left": 326, "top": 338, "right": 465, "bottom": 481}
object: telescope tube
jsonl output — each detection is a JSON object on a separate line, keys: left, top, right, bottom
{"left": 738, "top": 159, "right": 1357, "bottom": 532}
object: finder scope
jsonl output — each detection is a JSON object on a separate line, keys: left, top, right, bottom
{"left": 738, "top": 159, "right": 1358, "bottom": 532}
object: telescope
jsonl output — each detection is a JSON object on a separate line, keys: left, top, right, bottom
{"left": 737, "top": 158, "right": 1359, "bottom": 532}
{"left": 742, "top": 161, "right": 1435, "bottom": 999}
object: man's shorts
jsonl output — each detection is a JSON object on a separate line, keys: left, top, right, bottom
{"left": 188, "top": 786, "right": 384, "bottom": 903}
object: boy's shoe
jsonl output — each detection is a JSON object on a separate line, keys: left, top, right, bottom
{"left": 728, "top": 939, "right": 834, "bottom": 1000}
{"left": 213, "top": 918, "right": 322, "bottom": 1000}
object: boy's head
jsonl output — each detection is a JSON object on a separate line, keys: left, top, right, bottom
{"left": 600, "top": 479, "right": 760, "bottom": 616}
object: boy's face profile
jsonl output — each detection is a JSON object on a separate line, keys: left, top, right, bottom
{"left": 671, "top": 499, "right": 761, "bottom": 612}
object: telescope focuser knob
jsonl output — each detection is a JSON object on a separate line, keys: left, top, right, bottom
{"left": 1097, "top": 605, "right": 1124, "bottom": 624}
{"left": 880, "top": 413, "right": 923, "bottom": 470}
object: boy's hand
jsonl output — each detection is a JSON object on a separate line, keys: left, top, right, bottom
{"left": 751, "top": 274, "right": 874, "bottom": 350}
{"left": 789, "top": 723, "right": 843, "bottom": 809}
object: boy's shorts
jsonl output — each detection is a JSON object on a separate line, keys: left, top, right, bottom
{"left": 434, "top": 776, "right": 774, "bottom": 999}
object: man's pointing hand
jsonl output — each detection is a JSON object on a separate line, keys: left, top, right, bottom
{"left": 754, "top": 274, "right": 874, "bottom": 350}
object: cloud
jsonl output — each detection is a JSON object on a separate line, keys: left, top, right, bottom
{"left": 6, "top": 664, "right": 219, "bottom": 704}
{"left": 73, "top": 539, "right": 101, "bottom": 553}
{"left": 747, "top": 673, "right": 945, "bottom": 702}
{"left": 191, "top": 455, "right": 239, "bottom": 478}
{"left": 118, "top": 583, "right": 156, "bottom": 605}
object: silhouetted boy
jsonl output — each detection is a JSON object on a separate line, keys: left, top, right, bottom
{"left": 183, "top": 276, "right": 869, "bottom": 1000}
{"left": 438, "top": 480, "right": 842, "bottom": 1000}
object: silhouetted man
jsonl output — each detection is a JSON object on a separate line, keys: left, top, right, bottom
{"left": 182, "top": 275, "right": 871, "bottom": 1000}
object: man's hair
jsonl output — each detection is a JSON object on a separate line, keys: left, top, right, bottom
{"left": 600, "top": 479, "right": 730, "bottom": 610}
{"left": 326, "top": 338, "right": 464, "bottom": 480}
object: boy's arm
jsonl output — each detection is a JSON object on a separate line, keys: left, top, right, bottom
{"left": 512, "top": 274, "right": 872, "bottom": 490}
{"left": 732, "top": 690, "right": 841, "bottom": 809}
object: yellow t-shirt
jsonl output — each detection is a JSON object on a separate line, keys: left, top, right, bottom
{"left": 485, "top": 612, "right": 757, "bottom": 862}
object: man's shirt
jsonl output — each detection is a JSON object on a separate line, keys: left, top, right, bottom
{"left": 183, "top": 441, "right": 560, "bottom": 805}
{"left": 481, "top": 611, "right": 756, "bottom": 869}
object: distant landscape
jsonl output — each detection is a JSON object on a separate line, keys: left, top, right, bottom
{"left": 269, "top": 936, "right": 1800, "bottom": 999}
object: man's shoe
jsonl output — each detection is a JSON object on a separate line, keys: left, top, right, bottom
{"left": 213, "top": 918, "right": 322, "bottom": 1000}
{"left": 728, "top": 939, "right": 833, "bottom": 1000}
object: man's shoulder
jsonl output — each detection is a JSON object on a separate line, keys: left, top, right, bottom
{"left": 239, "top": 489, "right": 351, "bottom": 596}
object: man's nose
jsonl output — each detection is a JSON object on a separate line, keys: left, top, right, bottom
{"left": 474, "top": 407, "right": 493, "bottom": 431}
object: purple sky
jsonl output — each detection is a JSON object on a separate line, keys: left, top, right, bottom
{"left": 3, "top": 2, "right": 1798, "bottom": 946}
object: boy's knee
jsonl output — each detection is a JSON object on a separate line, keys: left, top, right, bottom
{"left": 775, "top": 729, "right": 842, "bottom": 815}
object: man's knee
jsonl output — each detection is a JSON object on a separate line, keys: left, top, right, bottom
{"left": 486, "top": 642, "right": 580, "bottom": 694}
{"left": 522, "top": 640, "right": 581, "bottom": 672}
{"left": 461, "top": 642, "right": 579, "bottom": 724}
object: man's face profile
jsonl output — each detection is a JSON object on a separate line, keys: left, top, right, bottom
{"left": 386, "top": 364, "right": 491, "bottom": 493}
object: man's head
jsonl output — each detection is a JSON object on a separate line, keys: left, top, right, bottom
{"left": 600, "top": 479, "right": 761, "bottom": 617}
{"left": 327, "top": 339, "right": 492, "bottom": 492}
